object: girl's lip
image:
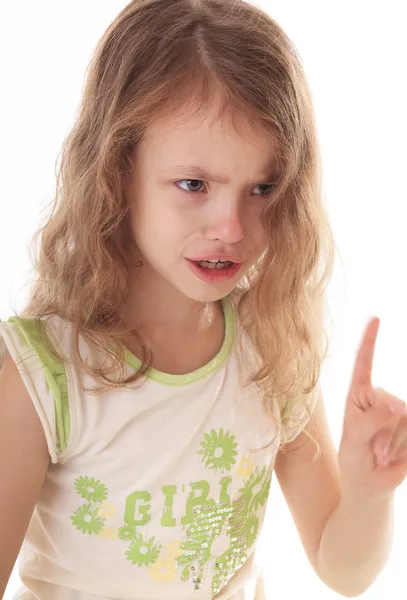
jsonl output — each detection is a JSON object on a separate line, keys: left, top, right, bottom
{"left": 185, "top": 258, "right": 242, "bottom": 283}
{"left": 186, "top": 255, "right": 244, "bottom": 263}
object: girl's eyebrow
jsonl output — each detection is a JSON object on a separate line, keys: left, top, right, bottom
{"left": 165, "top": 164, "right": 280, "bottom": 184}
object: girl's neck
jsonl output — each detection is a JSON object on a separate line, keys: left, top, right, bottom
{"left": 119, "top": 264, "right": 222, "bottom": 335}
{"left": 117, "top": 270, "right": 226, "bottom": 375}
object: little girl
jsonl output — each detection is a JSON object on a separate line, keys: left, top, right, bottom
{"left": 2, "top": 1, "right": 406, "bottom": 599}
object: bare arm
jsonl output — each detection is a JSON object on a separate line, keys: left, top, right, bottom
{"left": 0, "top": 351, "right": 50, "bottom": 596}
{"left": 316, "top": 489, "right": 394, "bottom": 597}
{"left": 274, "top": 392, "right": 342, "bottom": 579}
{"left": 274, "top": 391, "right": 391, "bottom": 597}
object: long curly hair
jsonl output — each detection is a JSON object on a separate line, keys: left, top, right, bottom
{"left": 11, "top": 0, "right": 337, "bottom": 457}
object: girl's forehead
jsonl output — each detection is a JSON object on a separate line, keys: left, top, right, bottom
{"left": 144, "top": 105, "right": 273, "bottom": 151}
{"left": 136, "top": 120, "right": 279, "bottom": 184}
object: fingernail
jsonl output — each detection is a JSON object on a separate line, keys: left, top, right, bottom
{"left": 389, "top": 399, "right": 405, "bottom": 414}
{"left": 378, "top": 453, "right": 389, "bottom": 465}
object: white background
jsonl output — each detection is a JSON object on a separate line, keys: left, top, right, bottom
{"left": 1, "top": 1, "right": 406, "bottom": 598}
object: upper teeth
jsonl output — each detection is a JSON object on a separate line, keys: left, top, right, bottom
{"left": 196, "top": 259, "right": 233, "bottom": 269}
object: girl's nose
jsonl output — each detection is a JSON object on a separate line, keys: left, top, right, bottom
{"left": 205, "top": 201, "right": 245, "bottom": 244}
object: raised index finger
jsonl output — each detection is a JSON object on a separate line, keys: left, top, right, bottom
{"left": 350, "top": 316, "right": 380, "bottom": 396}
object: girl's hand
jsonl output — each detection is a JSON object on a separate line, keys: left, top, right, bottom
{"left": 338, "top": 317, "right": 407, "bottom": 501}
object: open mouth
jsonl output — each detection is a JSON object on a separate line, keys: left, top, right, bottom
{"left": 186, "top": 258, "right": 242, "bottom": 282}
{"left": 194, "top": 260, "right": 235, "bottom": 270}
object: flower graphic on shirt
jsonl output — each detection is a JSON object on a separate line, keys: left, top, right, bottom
{"left": 118, "top": 524, "right": 138, "bottom": 542}
{"left": 147, "top": 540, "right": 181, "bottom": 584}
{"left": 176, "top": 464, "right": 272, "bottom": 595}
{"left": 255, "top": 466, "right": 273, "bottom": 508}
{"left": 212, "top": 544, "right": 247, "bottom": 596}
{"left": 99, "top": 526, "right": 119, "bottom": 539}
{"left": 212, "top": 496, "right": 249, "bottom": 596}
{"left": 210, "top": 496, "right": 248, "bottom": 596}
{"left": 97, "top": 500, "right": 117, "bottom": 519}
{"left": 166, "top": 539, "right": 182, "bottom": 559}
{"left": 70, "top": 504, "right": 106, "bottom": 535}
{"left": 176, "top": 501, "right": 234, "bottom": 589}
{"left": 148, "top": 554, "right": 179, "bottom": 583}
{"left": 238, "top": 464, "right": 272, "bottom": 514}
{"left": 197, "top": 428, "right": 238, "bottom": 472}
{"left": 148, "top": 554, "right": 178, "bottom": 583}
{"left": 74, "top": 475, "right": 108, "bottom": 503}
{"left": 125, "top": 532, "right": 162, "bottom": 567}
{"left": 245, "top": 513, "right": 259, "bottom": 548}
{"left": 236, "top": 452, "right": 256, "bottom": 478}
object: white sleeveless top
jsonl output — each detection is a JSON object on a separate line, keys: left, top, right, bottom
{"left": 0, "top": 297, "right": 314, "bottom": 600}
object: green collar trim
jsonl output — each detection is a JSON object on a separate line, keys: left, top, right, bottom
{"left": 122, "top": 295, "right": 236, "bottom": 386}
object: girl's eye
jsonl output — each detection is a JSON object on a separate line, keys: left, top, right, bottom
{"left": 253, "top": 184, "right": 276, "bottom": 197}
{"left": 175, "top": 180, "right": 276, "bottom": 196}
{"left": 176, "top": 179, "right": 206, "bottom": 193}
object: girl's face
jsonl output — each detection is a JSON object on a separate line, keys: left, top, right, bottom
{"left": 125, "top": 103, "right": 276, "bottom": 303}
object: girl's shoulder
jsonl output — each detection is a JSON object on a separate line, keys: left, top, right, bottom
{"left": 0, "top": 312, "right": 78, "bottom": 369}
{"left": 0, "top": 313, "right": 74, "bottom": 463}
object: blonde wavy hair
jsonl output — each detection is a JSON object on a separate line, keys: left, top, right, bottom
{"left": 11, "top": 0, "right": 337, "bottom": 458}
